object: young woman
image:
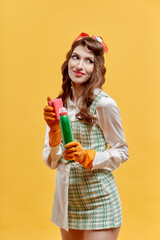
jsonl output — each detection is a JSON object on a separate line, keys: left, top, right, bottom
{"left": 43, "top": 33, "right": 129, "bottom": 240}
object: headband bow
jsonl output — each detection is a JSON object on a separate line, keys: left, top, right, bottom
{"left": 73, "top": 32, "right": 108, "bottom": 54}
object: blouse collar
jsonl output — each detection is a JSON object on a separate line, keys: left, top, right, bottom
{"left": 67, "top": 88, "right": 102, "bottom": 109}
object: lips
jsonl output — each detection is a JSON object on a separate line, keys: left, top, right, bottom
{"left": 74, "top": 70, "right": 85, "bottom": 76}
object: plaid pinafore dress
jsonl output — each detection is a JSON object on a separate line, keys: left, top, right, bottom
{"left": 61, "top": 91, "right": 122, "bottom": 230}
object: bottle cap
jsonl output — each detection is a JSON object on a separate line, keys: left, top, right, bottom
{"left": 59, "top": 107, "right": 68, "bottom": 116}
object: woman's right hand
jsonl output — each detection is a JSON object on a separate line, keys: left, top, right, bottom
{"left": 43, "top": 97, "right": 60, "bottom": 132}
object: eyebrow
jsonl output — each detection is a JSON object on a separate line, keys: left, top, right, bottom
{"left": 72, "top": 52, "right": 94, "bottom": 61}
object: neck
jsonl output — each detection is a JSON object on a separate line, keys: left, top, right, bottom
{"left": 71, "top": 83, "right": 85, "bottom": 103}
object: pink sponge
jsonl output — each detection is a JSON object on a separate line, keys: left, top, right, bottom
{"left": 48, "top": 98, "right": 63, "bottom": 120}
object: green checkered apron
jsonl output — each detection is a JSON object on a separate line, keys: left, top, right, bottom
{"left": 60, "top": 91, "right": 122, "bottom": 230}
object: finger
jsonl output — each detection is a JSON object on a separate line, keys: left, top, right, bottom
{"left": 44, "top": 111, "right": 56, "bottom": 117}
{"left": 44, "top": 105, "right": 53, "bottom": 111}
{"left": 44, "top": 106, "right": 55, "bottom": 112}
{"left": 63, "top": 147, "right": 77, "bottom": 154}
{"left": 64, "top": 157, "right": 74, "bottom": 161}
{"left": 65, "top": 141, "right": 79, "bottom": 149}
{"left": 47, "top": 96, "right": 52, "bottom": 102}
{"left": 44, "top": 116, "right": 57, "bottom": 121}
{"left": 63, "top": 154, "right": 74, "bottom": 161}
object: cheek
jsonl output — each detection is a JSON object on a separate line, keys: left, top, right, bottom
{"left": 68, "top": 59, "right": 75, "bottom": 69}
{"left": 87, "top": 65, "right": 94, "bottom": 76}
{"left": 68, "top": 61, "right": 73, "bottom": 76}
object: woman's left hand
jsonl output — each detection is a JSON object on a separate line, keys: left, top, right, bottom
{"left": 63, "top": 141, "right": 96, "bottom": 171}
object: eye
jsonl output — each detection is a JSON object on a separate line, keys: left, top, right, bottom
{"left": 71, "top": 54, "right": 79, "bottom": 60}
{"left": 87, "top": 58, "right": 94, "bottom": 64}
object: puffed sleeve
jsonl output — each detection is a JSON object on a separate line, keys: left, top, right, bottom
{"left": 92, "top": 96, "right": 129, "bottom": 171}
{"left": 42, "top": 125, "right": 62, "bottom": 170}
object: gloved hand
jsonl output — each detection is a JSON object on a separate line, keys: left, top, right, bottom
{"left": 63, "top": 141, "right": 96, "bottom": 171}
{"left": 43, "top": 97, "right": 61, "bottom": 147}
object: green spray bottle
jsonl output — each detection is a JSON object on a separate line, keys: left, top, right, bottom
{"left": 59, "top": 107, "right": 74, "bottom": 148}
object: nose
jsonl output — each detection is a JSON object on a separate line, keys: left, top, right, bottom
{"left": 76, "top": 59, "right": 83, "bottom": 70}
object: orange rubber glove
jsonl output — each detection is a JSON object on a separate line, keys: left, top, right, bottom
{"left": 43, "top": 97, "right": 61, "bottom": 147}
{"left": 63, "top": 141, "right": 96, "bottom": 171}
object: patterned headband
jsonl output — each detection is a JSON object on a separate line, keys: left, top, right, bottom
{"left": 73, "top": 32, "right": 108, "bottom": 54}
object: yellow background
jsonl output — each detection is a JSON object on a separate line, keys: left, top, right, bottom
{"left": 1, "top": 0, "right": 160, "bottom": 239}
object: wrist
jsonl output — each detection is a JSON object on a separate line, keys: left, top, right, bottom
{"left": 49, "top": 129, "right": 61, "bottom": 147}
{"left": 49, "top": 128, "right": 60, "bottom": 133}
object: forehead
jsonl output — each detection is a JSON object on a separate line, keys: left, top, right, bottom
{"left": 72, "top": 45, "right": 94, "bottom": 58}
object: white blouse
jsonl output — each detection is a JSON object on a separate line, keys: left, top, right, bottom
{"left": 42, "top": 89, "right": 129, "bottom": 230}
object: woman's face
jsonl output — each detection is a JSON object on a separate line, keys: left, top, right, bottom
{"left": 68, "top": 45, "right": 94, "bottom": 86}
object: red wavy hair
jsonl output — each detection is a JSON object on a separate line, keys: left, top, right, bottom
{"left": 57, "top": 37, "right": 106, "bottom": 129}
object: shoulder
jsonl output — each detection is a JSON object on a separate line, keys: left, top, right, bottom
{"left": 96, "top": 89, "right": 118, "bottom": 109}
{"left": 95, "top": 90, "right": 120, "bottom": 118}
